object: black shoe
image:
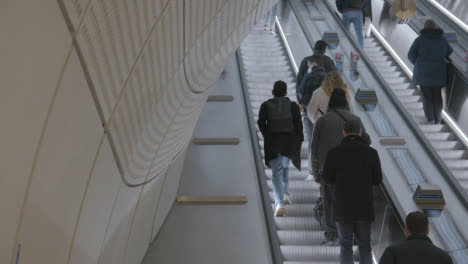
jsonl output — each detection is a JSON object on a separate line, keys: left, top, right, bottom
{"left": 321, "top": 237, "right": 339, "bottom": 246}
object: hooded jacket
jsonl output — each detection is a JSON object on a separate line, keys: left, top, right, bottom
{"left": 408, "top": 28, "right": 453, "bottom": 87}
{"left": 258, "top": 97, "right": 304, "bottom": 170}
{"left": 296, "top": 49, "right": 337, "bottom": 86}
{"left": 379, "top": 234, "right": 453, "bottom": 264}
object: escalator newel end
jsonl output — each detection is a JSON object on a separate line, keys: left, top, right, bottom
{"left": 413, "top": 184, "right": 446, "bottom": 217}
{"left": 322, "top": 32, "right": 339, "bottom": 50}
{"left": 355, "top": 89, "right": 378, "bottom": 110}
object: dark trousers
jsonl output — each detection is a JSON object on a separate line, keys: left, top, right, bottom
{"left": 336, "top": 221, "right": 372, "bottom": 264}
{"left": 320, "top": 183, "right": 337, "bottom": 239}
{"left": 420, "top": 86, "right": 443, "bottom": 124}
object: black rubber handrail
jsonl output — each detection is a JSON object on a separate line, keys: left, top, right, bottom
{"left": 236, "top": 50, "right": 284, "bottom": 264}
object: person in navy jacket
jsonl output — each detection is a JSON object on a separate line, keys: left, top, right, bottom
{"left": 408, "top": 19, "right": 453, "bottom": 124}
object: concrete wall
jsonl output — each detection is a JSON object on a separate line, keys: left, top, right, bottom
{"left": 0, "top": 0, "right": 278, "bottom": 263}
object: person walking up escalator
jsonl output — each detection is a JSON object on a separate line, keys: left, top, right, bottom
{"left": 297, "top": 40, "right": 337, "bottom": 86}
{"left": 258, "top": 81, "right": 304, "bottom": 217}
{"left": 297, "top": 55, "right": 327, "bottom": 181}
{"left": 408, "top": 19, "right": 453, "bottom": 124}
{"left": 336, "top": 0, "right": 369, "bottom": 49}
{"left": 311, "top": 89, "right": 371, "bottom": 245}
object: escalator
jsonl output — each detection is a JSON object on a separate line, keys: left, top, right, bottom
{"left": 239, "top": 24, "right": 399, "bottom": 263}
{"left": 240, "top": 26, "right": 338, "bottom": 263}
{"left": 364, "top": 36, "right": 468, "bottom": 192}
{"left": 237, "top": 0, "right": 468, "bottom": 263}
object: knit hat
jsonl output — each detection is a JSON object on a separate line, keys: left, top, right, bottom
{"left": 328, "top": 88, "right": 349, "bottom": 109}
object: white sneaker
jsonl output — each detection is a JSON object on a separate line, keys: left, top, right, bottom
{"left": 284, "top": 194, "right": 291, "bottom": 205}
{"left": 305, "top": 174, "right": 315, "bottom": 181}
{"left": 275, "top": 204, "right": 285, "bottom": 217}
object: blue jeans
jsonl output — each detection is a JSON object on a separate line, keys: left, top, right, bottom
{"left": 302, "top": 110, "right": 313, "bottom": 174}
{"left": 336, "top": 221, "right": 372, "bottom": 264}
{"left": 269, "top": 154, "right": 290, "bottom": 205}
{"left": 342, "top": 10, "right": 364, "bottom": 49}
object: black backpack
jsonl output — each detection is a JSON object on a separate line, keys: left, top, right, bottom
{"left": 266, "top": 97, "right": 294, "bottom": 133}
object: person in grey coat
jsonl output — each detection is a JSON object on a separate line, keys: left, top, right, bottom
{"left": 311, "top": 88, "right": 371, "bottom": 244}
{"left": 408, "top": 19, "right": 453, "bottom": 124}
{"left": 379, "top": 211, "right": 453, "bottom": 264}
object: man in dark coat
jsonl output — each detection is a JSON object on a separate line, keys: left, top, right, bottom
{"left": 323, "top": 118, "right": 382, "bottom": 264}
{"left": 297, "top": 40, "right": 337, "bottom": 86}
{"left": 408, "top": 19, "right": 453, "bottom": 124}
{"left": 297, "top": 55, "right": 327, "bottom": 178}
{"left": 379, "top": 211, "right": 453, "bottom": 264}
{"left": 311, "top": 89, "right": 371, "bottom": 245}
{"left": 258, "top": 81, "right": 304, "bottom": 216}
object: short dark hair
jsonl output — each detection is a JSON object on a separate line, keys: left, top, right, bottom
{"left": 273, "top": 81, "right": 287, "bottom": 97}
{"left": 314, "top": 40, "right": 327, "bottom": 52}
{"left": 343, "top": 119, "right": 362, "bottom": 134}
{"left": 406, "top": 211, "right": 429, "bottom": 235}
{"left": 308, "top": 54, "right": 323, "bottom": 66}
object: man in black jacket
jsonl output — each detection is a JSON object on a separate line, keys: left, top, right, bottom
{"left": 258, "top": 81, "right": 304, "bottom": 216}
{"left": 379, "top": 211, "right": 453, "bottom": 264}
{"left": 323, "top": 119, "right": 382, "bottom": 264}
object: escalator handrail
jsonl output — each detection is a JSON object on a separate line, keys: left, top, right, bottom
{"left": 236, "top": 50, "right": 284, "bottom": 264}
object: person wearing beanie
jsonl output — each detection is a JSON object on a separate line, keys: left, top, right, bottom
{"left": 311, "top": 88, "right": 371, "bottom": 245}
{"left": 297, "top": 40, "right": 337, "bottom": 87}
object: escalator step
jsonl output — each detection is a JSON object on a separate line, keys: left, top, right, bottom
{"left": 275, "top": 217, "right": 322, "bottom": 230}
{"left": 278, "top": 230, "right": 325, "bottom": 245}
{"left": 281, "top": 245, "right": 340, "bottom": 261}
{"left": 269, "top": 191, "right": 320, "bottom": 204}
{"left": 271, "top": 204, "right": 316, "bottom": 216}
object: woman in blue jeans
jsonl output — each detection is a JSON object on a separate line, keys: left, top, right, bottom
{"left": 408, "top": 19, "right": 453, "bottom": 124}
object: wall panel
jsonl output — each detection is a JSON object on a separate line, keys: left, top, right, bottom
{"left": 98, "top": 184, "right": 143, "bottom": 264}
{"left": 75, "top": 0, "right": 171, "bottom": 119}
{"left": 124, "top": 173, "right": 167, "bottom": 264}
{"left": 151, "top": 148, "right": 189, "bottom": 239}
{"left": 0, "top": 1, "right": 71, "bottom": 261}
{"left": 184, "top": 0, "right": 229, "bottom": 51}
{"left": 106, "top": 0, "right": 185, "bottom": 185}
{"left": 184, "top": 0, "right": 257, "bottom": 93}
{"left": 16, "top": 51, "right": 102, "bottom": 263}
{"left": 69, "top": 140, "right": 121, "bottom": 264}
